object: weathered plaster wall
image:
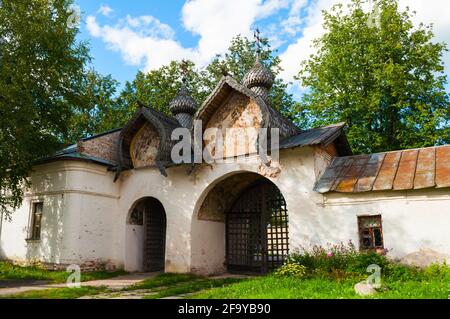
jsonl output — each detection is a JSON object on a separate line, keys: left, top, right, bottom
{"left": 197, "top": 172, "right": 262, "bottom": 222}
{"left": 3, "top": 146, "right": 450, "bottom": 274}
{"left": 317, "top": 190, "right": 450, "bottom": 263}
{"left": 130, "top": 122, "right": 160, "bottom": 168}
{"left": 204, "top": 92, "right": 262, "bottom": 158}
{"left": 0, "top": 161, "right": 120, "bottom": 270}
{"left": 124, "top": 224, "right": 144, "bottom": 272}
{"left": 117, "top": 165, "right": 196, "bottom": 273}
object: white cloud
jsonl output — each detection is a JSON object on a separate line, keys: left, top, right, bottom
{"left": 86, "top": 15, "right": 199, "bottom": 70}
{"left": 281, "top": 0, "right": 308, "bottom": 36}
{"left": 87, "top": 0, "right": 289, "bottom": 71}
{"left": 399, "top": 0, "right": 450, "bottom": 73}
{"left": 279, "top": 0, "right": 346, "bottom": 83}
{"left": 87, "top": 0, "right": 450, "bottom": 88}
{"left": 124, "top": 15, "right": 175, "bottom": 39}
{"left": 97, "top": 4, "right": 114, "bottom": 17}
{"left": 181, "top": 0, "right": 288, "bottom": 60}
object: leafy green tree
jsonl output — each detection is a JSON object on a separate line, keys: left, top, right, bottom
{"left": 298, "top": 0, "right": 450, "bottom": 154}
{"left": 118, "top": 60, "right": 205, "bottom": 118}
{"left": 118, "top": 35, "right": 300, "bottom": 124}
{"left": 200, "top": 36, "right": 299, "bottom": 120}
{"left": 66, "top": 71, "right": 121, "bottom": 142}
{"left": 0, "top": 0, "right": 89, "bottom": 218}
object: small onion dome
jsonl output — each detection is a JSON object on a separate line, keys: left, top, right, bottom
{"left": 169, "top": 85, "right": 198, "bottom": 116}
{"left": 169, "top": 85, "right": 197, "bottom": 128}
{"left": 242, "top": 59, "right": 274, "bottom": 90}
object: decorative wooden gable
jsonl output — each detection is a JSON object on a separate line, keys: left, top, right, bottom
{"left": 204, "top": 91, "right": 262, "bottom": 158}
{"left": 194, "top": 76, "right": 299, "bottom": 159}
{"left": 130, "top": 122, "right": 160, "bottom": 168}
{"left": 116, "top": 105, "right": 180, "bottom": 177}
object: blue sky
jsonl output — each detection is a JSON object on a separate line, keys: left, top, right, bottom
{"left": 74, "top": 0, "right": 450, "bottom": 92}
{"left": 76, "top": 0, "right": 192, "bottom": 85}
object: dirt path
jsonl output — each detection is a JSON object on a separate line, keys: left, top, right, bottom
{"left": 80, "top": 273, "right": 250, "bottom": 299}
{"left": 0, "top": 272, "right": 159, "bottom": 297}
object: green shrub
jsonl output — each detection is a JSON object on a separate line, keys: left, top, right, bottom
{"left": 284, "top": 243, "right": 450, "bottom": 284}
{"left": 382, "top": 262, "right": 450, "bottom": 282}
{"left": 287, "top": 241, "right": 390, "bottom": 277}
{"left": 347, "top": 251, "right": 390, "bottom": 273}
{"left": 422, "top": 262, "right": 450, "bottom": 281}
{"left": 383, "top": 263, "right": 421, "bottom": 281}
{"left": 273, "top": 263, "right": 307, "bottom": 279}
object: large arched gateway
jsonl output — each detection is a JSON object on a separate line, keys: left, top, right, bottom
{"left": 192, "top": 172, "right": 289, "bottom": 275}
{"left": 226, "top": 180, "right": 289, "bottom": 274}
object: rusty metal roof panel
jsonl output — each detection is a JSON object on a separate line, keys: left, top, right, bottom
{"left": 372, "top": 152, "right": 401, "bottom": 191}
{"left": 331, "top": 159, "right": 355, "bottom": 192}
{"left": 313, "top": 175, "right": 340, "bottom": 193}
{"left": 315, "top": 145, "right": 450, "bottom": 194}
{"left": 334, "top": 155, "right": 370, "bottom": 192}
{"left": 353, "top": 153, "right": 385, "bottom": 192}
{"left": 436, "top": 145, "right": 450, "bottom": 188}
{"left": 414, "top": 147, "right": 436, "bottom": 189}
{"left": 313, "top": 158, "right": 344, "bottom": 193}
{"left": 392, "top": 150, "right": 419, "bottom": 190}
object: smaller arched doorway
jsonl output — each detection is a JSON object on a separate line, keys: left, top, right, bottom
{"left": 128, "top": 197, "right": 167, "bottom": 272}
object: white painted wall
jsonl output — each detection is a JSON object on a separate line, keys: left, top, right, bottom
{"left": 124, "top": 224, "right": 144, "bottom": 271}
{"left": 2, "top": 147, "right": 450, "bottom": 273}
{"left": 316, "top": 190, "right": 450, "bottom": 260}
{"left": 0, "top": 161, "right": 120, "bottom": 268}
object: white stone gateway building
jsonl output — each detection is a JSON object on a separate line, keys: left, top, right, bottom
{"left": 1, "top": 58, "right": 450, "bottom": 274}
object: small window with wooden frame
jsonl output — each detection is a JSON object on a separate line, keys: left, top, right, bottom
{"left": 29, "top": 202, "right": 43, "bottom": 240}
{"left": 358, "top": 215, "right": 384, "bottom": 251}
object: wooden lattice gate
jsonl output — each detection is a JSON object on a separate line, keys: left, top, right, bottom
{"left": 226, "top": 181, "right": 289, "bottom": 274}
{"left": 144, "top": 200, "right": 167, "bottom": 272}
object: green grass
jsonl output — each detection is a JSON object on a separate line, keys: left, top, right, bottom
{"left": 2, "top": 253, "right": 448, "bottom": 299}
{"left": 182, "top": 242, "right": 445, "bottom": 299}
{"left": 374, "top": 280, "right": 449, "bottom": 299}
{"left": 190, "top": 275, "right": 449, "bottom": 299}
{"left": 1, "top": 270, "right": 447, "bottom": 299}
{"left": 1, "top": 286, "right": 108, "bottom": 299}
{"left": 126, "top": 273, "right": 202, "bottom": 290}
{"left": 191, "top": 276, "right": 359, "bottom": 299}
{"left": 0, "top": 261, "right": 127, "bottom": 283}
{"left": 144, "top": 278, "right": 243, "bottom": 299}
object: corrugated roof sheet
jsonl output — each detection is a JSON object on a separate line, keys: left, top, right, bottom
{"left": 314, "top": 145, "right": 450, "bottom": 193}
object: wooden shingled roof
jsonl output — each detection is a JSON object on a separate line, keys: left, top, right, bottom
{"left": 314, "top": 145, "right": 450, "bottom": 193}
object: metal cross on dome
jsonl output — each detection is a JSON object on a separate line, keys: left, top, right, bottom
{"left": 180, "top": 59, "right": 189, "bottom": 83}
{"left": 254, "top": 28, "right": 262, "bottom": 58}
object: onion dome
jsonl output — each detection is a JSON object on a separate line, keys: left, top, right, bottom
{"left": 243, "top": 59, "right": 274, "bottom": 90}
{"left": 169, "top": 81, "right": 198, "bottom": 128}
{"left": 242, "top": 58, "right": 274, "bottom": 104}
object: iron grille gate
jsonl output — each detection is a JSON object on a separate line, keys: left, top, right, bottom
{"left": 226, "top": 181, "right": 289, "bottom": 274}
{"left": 144, "top": 203, "right": 166, "bottom": 272}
